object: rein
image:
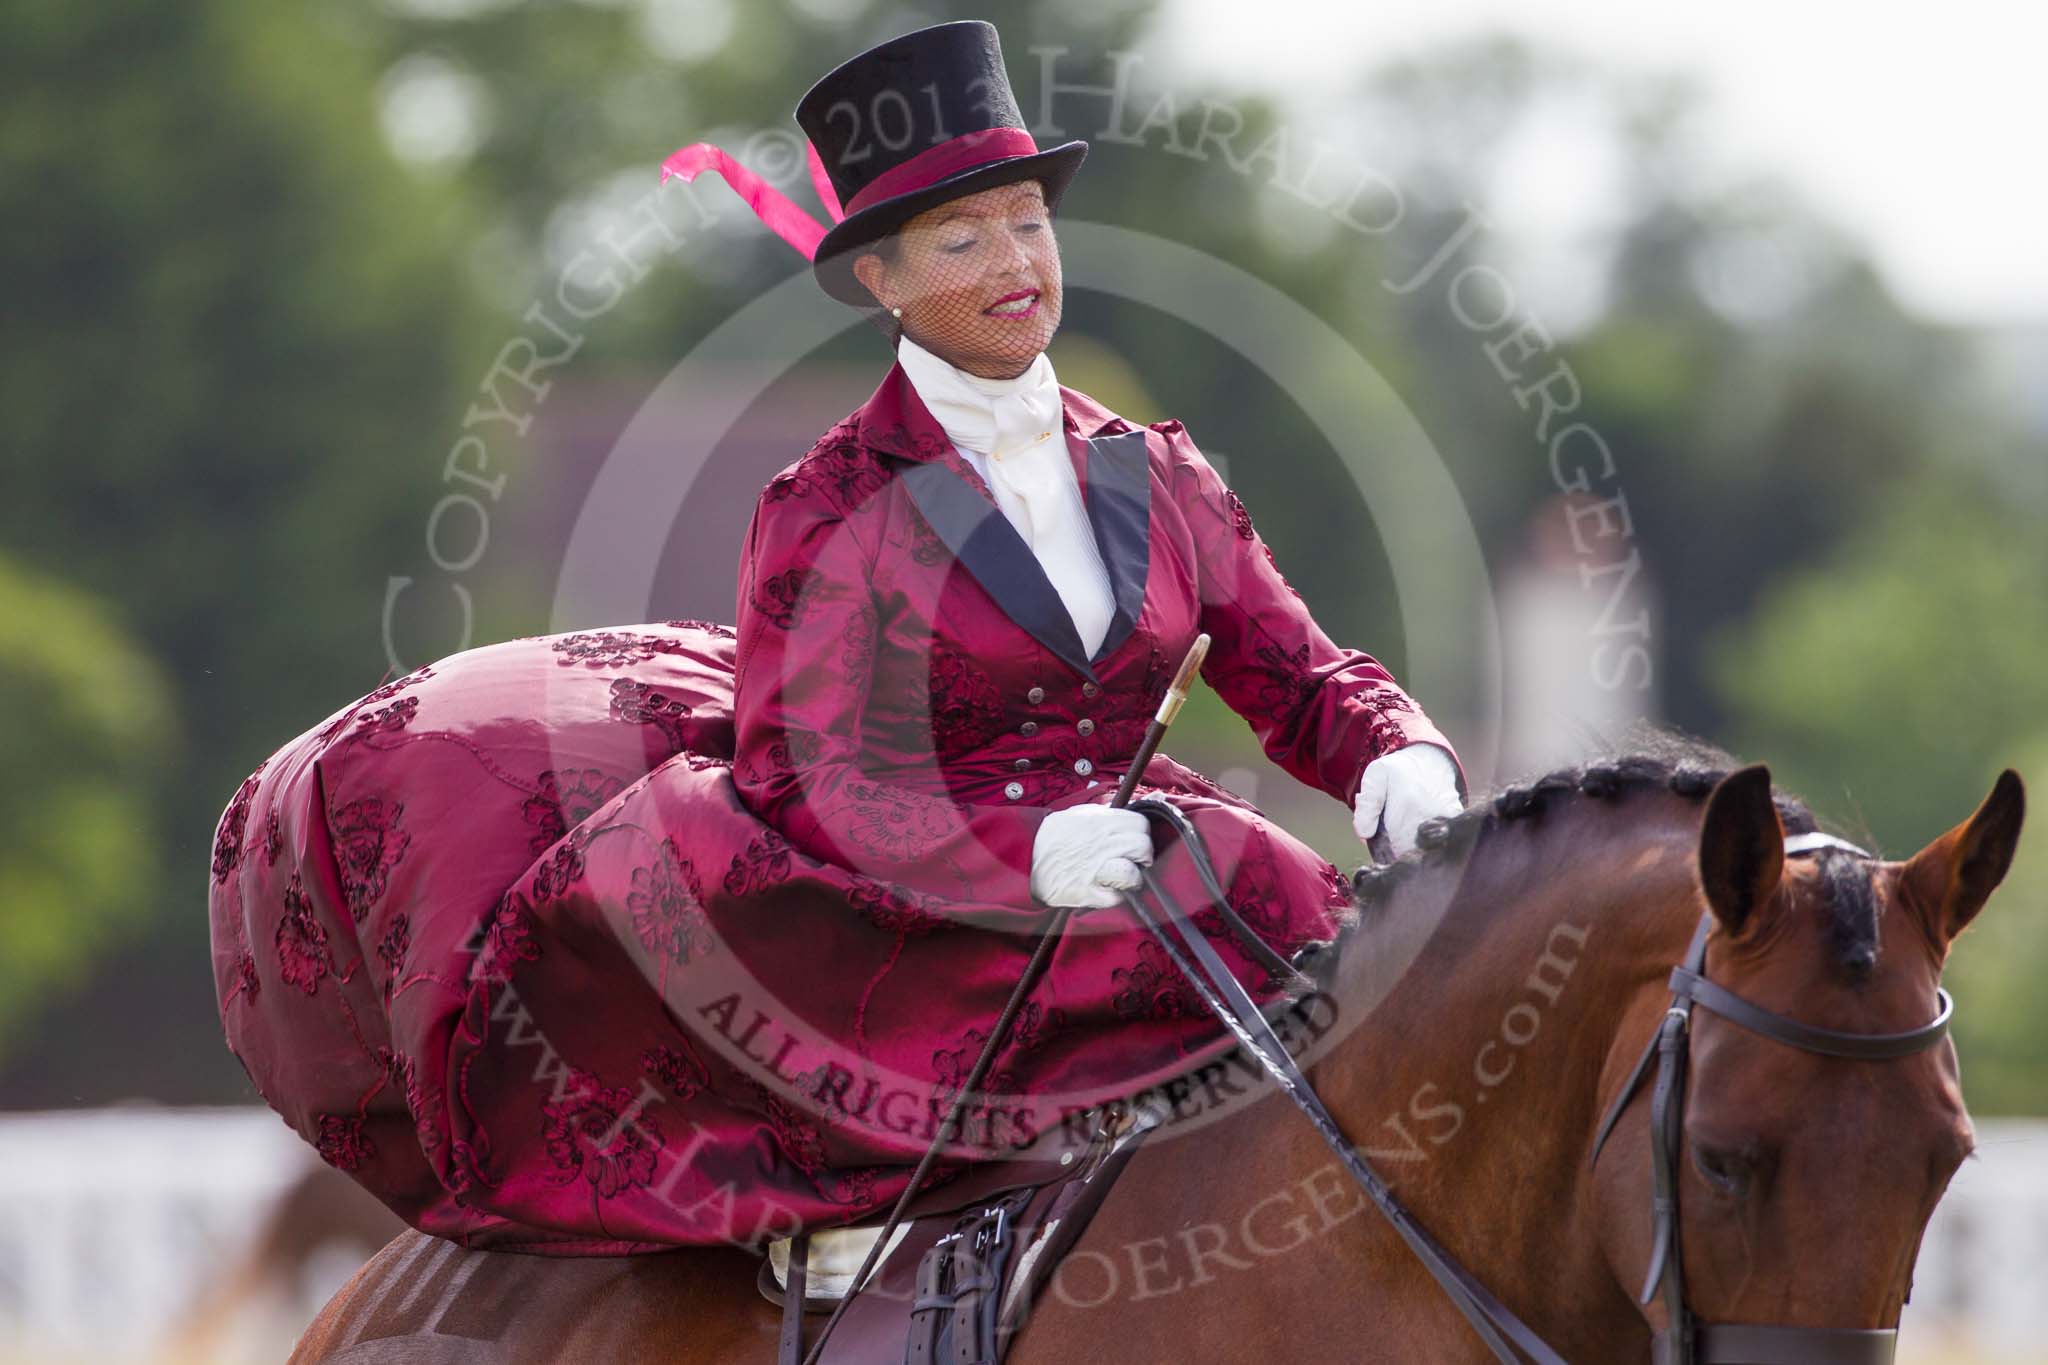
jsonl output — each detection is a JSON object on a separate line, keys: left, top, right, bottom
{"left": 1132, "top": 809, "right": 1954, "bottom": 1365}
{"left": 794, "top": 800, "right": 1954, "bottom": 1363}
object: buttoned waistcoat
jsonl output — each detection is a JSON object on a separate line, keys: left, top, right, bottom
{"left": 730, "top": 357, "right": 1467, "bottom": 913}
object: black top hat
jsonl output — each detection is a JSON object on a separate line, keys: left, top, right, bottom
{"left": 796, "top": 21, "right": 1088, "bottom": 305}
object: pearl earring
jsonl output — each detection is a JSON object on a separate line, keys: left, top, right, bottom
{"left": 890, "top": 306, "right": 902, "bottom": 318}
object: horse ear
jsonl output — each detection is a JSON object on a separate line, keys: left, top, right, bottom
{"left": 1898, "top": 769, "right": 2025, "bottom": 950}
{"left": 1697, "top": 765, "right": 1785, "bottom": 937}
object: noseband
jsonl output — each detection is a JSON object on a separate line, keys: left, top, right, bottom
{"left": 1586, "top": 831, "right": 1955, "bottom": 1364}
{"left": 1122, "top": 809, "right": 1955, "bottom": 1365}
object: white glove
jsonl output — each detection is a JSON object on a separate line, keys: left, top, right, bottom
{"left": 1353, "top": 742, "right": 1463, "bottom": 858}
{"left": 1030, "top": 803, "right": 1155, "bottom": 910}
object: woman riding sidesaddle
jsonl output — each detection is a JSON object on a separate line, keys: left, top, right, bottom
{"left": 206, "top": 20, "right": 1466, "bottom": 1258}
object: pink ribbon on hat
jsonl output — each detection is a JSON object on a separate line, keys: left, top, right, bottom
{"left": 659, "top": 140, "right": 846, "bottom": 261}
{"left": 661, "top": 128, "right": 1043, "bottom": 261}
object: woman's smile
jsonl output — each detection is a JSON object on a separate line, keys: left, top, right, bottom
{"left": 984, "top": 289, "right": 1040, "bottom": 318}
{"left": 851, "top": 178, "right": 1064, "bottom": 376}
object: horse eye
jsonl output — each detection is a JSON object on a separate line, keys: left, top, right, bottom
{"left": 1689, "top": 1140, "right": 1757, "bottom": 1199}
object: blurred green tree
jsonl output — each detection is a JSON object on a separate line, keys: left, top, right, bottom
{"left": 0, "top": 0, "right": 487, "bottom": 1097}
{"left": 0, "top": 553, "right": 173, "bottom": 1052}
{"left": 1325, "top": 35, "right": 2011, "bottom": 735}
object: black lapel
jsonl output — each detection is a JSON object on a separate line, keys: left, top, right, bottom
{"left": 1082, "top": 428, "right": 1152, "bottom": 663}
{"left": 894, "top": 428, "right": 1153, "bottom": 684}
{"left": 898, "top": 458, "right": 1099, "bottom": 682}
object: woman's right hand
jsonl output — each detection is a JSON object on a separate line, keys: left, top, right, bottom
{"left": 1029, "top": 804, "right": 1155, "bottom": 909}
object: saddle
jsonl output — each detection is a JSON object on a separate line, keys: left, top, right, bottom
{"left": 757, "top": 1099, "right": 1162, "bottom": 1365}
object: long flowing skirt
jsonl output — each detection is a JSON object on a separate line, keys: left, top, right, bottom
{"left": 207, "top": 622, "right": 1354, "bottom": 1253}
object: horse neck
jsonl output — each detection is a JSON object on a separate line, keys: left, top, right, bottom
{"left": 1022, "top": 789, "right": 1715, "bottom": 1359}
{"left": 1292, "top": 785, "right": 1710, "bottom": 1343}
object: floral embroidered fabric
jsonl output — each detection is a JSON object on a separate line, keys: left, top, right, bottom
{"left": 206, "top": 367, "right": 1462, "bottom": 1254}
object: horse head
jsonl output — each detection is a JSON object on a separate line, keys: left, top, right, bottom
{"left": 1595, "top": 762, "right": 2024, "bottom": 1355}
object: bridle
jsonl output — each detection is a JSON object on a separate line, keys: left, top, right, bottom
{"left": 793, "top": 806, "right": 1959, "bottom": 1364}
{"left": 1118, "top": 810, "right": 1957, "bottom": 1365}
{"left": 1585, "top": 829, "right": 1955, "bottom": 1365}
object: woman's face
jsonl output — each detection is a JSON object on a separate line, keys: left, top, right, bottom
{"left": 851, "top": 179, "right": 1062, "bottom": 379}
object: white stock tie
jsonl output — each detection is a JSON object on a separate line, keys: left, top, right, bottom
{"left": 895, "top": 335, "right": 1116, "bottom": 658}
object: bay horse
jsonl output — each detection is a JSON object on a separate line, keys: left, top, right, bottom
{"left": 288, "top": 738, "right": 2023, "bottom": 1362}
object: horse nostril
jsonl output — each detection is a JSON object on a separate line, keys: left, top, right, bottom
{"left": 1690, "top": 1141, "right": 1756, "bottom": 1199}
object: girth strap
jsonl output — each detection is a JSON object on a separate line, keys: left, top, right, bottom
{"left": 778, "top": 1233, "right": 810, "bottom": 1365}
{"left": 906, "top": 1189, "right": 1031, "bottom": 1365}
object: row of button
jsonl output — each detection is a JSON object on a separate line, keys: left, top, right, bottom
{"left": 1014, "top": 718, "right": 1095, "bottom": 740}
{"left": 1002, "top": 754, "right": 1097, "bottom": 779}
{"left": 1010, "top": 756, "right": 1098, "bottom": 772}
{"left": 1005, "top": 755, "right": 1098, "bottom": 799}
{"left": 1024, "top": 682, "right": 1101, "bottom": 704}
{"left": 1017, "top": 718, "right": 1096, "bottom": 738}
{"left": 1007, "top": 680, "right": 1106, "bottom": 798}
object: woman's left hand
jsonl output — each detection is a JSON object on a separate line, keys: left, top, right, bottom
{"left": 1353, "top": 742, "right": 1464, "bottom": 858}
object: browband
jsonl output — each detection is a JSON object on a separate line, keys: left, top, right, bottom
{"left": 1782, "top": 830, "right": 1872, "bottom": 858}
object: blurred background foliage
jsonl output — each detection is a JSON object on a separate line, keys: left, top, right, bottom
{"left": 2, "top": 0, "right": 2040, "bottom": 1114}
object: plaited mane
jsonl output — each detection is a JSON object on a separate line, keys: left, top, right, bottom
{"left": 1348, "top": 722, "right": 1881, "bottom": 978}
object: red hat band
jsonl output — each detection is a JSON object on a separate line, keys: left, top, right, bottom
{"left": 839, "top": 127, "right": 1043, "bottom": 218}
